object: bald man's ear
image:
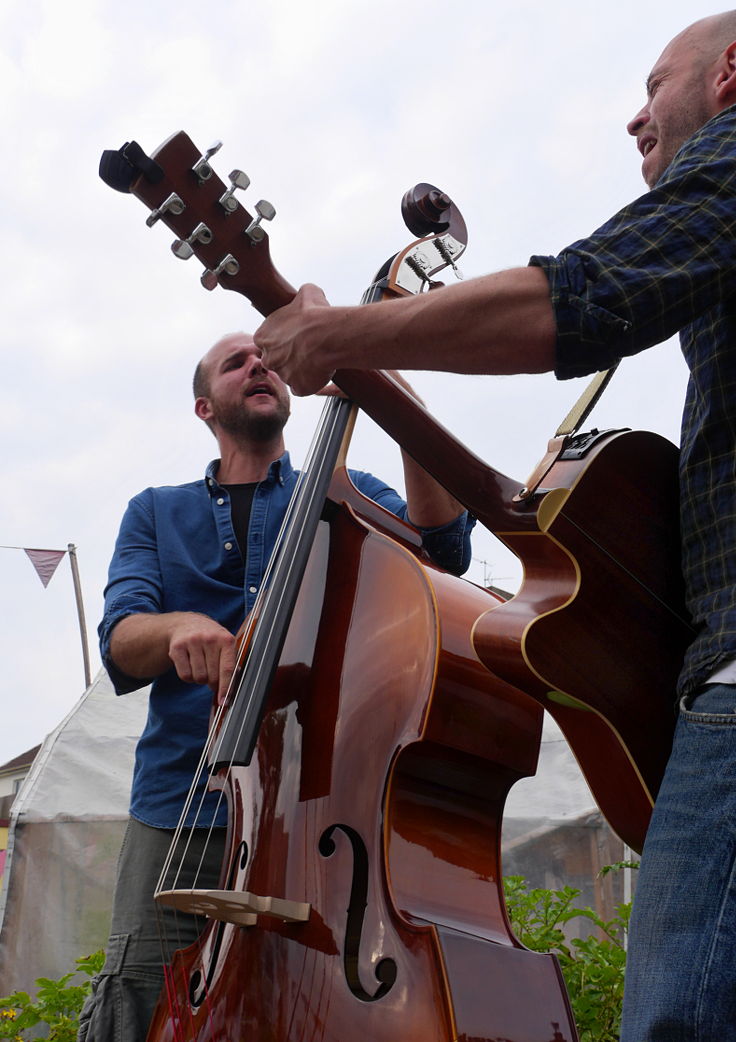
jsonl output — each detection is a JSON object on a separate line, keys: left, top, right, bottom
{"left": 714, "top": 41, "right": 736, "bottom": 106}
{"left": 195, "top": 396, "right": 215, "bottom": 430}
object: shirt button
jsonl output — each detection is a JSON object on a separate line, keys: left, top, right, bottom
{"left": 217, "top": 497, "right": 225, "bottom": 505}
{"left": 249, "top": 586, "right": 257, "bottom": 594}
{"left": 224, "top": 542, "right": 233, "bottom": 550}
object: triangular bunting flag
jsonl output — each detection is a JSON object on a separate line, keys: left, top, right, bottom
{"left": 24, "top": 548, "right": 66, "bottom": 588}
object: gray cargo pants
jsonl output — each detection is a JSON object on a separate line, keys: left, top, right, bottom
{"left": 77, "top": 817, "right": 225, "bottom": 1042}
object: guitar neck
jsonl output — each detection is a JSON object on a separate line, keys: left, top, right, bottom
{"left": 227, "top": 278, "right": 528, "bottom": 533}
{"left": 333, "top": 369, "right": 530, "bottom": 533}
{"left": 123, "top": 131, "right": 528, "bottom": 532}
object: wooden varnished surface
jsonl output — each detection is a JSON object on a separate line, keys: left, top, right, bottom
{"left": 147, "top": 505, "right": 578, "bottom": 1042}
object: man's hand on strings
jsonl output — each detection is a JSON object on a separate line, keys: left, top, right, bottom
{"left": 166, "top": 613, "right": 237, "bottom": 704}
{"left": 110, "top": 611, "right": 236, "bottom": 704}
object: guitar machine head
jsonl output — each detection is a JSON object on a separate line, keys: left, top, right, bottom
{"left": 99, "top": 132, "right": 295, "bottom": 315}
{"left": 99, "top": 132, "right": 467, "bottom": 315}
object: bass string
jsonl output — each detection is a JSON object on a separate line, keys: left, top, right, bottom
{"left": 155, "top": 396, "right": 355, "bottom": 927}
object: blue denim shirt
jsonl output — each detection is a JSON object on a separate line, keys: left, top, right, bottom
{"left": 99, "top": 453, "right": 474, "bottom": 826}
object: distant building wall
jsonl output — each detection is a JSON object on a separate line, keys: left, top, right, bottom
{"left": 0, "top": 750, "right": 39, "bottom": 894}
{"left": 0, "top": 767, "right": 33, "bottom": 800}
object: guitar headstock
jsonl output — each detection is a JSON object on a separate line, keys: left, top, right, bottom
{"left": 100, "top": 133, "right": 468, "bottom": 315}
{"left": 99, "top": 132, "right": 296, "bottom": 316}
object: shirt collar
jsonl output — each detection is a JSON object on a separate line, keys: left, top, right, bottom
{"left": 204, "top": 451, "right": 294, "bottom": 492}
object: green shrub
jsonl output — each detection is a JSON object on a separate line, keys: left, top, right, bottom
{"left": 504, "top": 870, "right": 634, "bottom": 1042}
{"left": 0, "top": 950, "right": 104, "bottom": 1042}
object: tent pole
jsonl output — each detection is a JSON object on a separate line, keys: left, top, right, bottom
{"left": 67, "top": 544, "right": 91, "bottom": 689}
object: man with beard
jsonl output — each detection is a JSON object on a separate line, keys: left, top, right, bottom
{"left": 79, "top": 331, "right": 473, "bottom": 1042}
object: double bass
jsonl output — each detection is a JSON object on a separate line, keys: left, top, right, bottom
{"left": 100, "top": 134, "right": 579, "bottom": 1040}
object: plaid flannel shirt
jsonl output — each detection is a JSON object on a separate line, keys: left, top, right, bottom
{"left": 531, "top": 104, "right": 736, "bottom": 696}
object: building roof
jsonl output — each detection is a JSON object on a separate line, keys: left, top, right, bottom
{"left": 0, "top": 746, "right": 41, "bottom": 775}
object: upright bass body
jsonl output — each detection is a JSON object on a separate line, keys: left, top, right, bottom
{"left": 148, "top": 480, "right": 577, "bottom": 1042}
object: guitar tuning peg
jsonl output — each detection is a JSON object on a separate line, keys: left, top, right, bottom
{"left": 170, "top": 222, "right": 213, "bottom": 260}
{"left": 201, "top": 253, "right": 240, "bottom": 291}
{"left": 172, "top": 240, "right": 194, "bottom": 260}
{"left": 219, "top": 169, "right": 251, "bottom": 213}
{"left": 146, "top": 192, "right": 185, "bottom": 228}
{"left": 192, "top": 140, "right": 223, "bottom": 183}
{"left": 245, "top": 200, "right": 276, "bottom": 244}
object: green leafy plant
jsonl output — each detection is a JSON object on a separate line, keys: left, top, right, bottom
{"left": 0, "top": 950, "right": 104, "bottom": 1042}
{"left": 504, "top": 872, "right": 634, "bottom": 1042}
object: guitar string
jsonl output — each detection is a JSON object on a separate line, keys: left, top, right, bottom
{"left": 558, "top": 508, "right": 694, "bottom": 629}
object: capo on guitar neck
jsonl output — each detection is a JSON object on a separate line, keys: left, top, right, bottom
{"left": 99, "top": 141, "right": 164, "bottom": 193}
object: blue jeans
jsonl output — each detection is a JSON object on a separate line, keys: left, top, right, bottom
{"left": 620, "top": 683, "right": 736, "bottom": 1041}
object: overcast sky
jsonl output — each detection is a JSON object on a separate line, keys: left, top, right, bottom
{"left": 0, "top": 0, "right": 713, "bottom": 768}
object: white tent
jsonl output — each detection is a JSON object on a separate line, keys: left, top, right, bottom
{"left": 0, "top": 671, "right": 147, "bottom": 993}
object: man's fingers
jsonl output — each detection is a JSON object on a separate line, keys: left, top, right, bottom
{"left": 169, "top": 643, "right": 196, "bottom": 684}
{"left": 168, "top": 618, "right": 236, "bottom": 693}
{"left": 254, "top": 283, "right": 334, "bottom": 396}
{"left": 216, "top": 642, "right": 237, "bottom": 704}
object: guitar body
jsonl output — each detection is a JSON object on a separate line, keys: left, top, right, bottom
{"left": 473, "top": 429, "right": 691, "bottom": 852}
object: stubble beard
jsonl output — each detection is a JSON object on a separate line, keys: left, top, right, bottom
{"left": 649, "top": 71, "right": 715, "bottom": 186}
{"left": 214, "top": 394, "right": 291, "bottom": 444}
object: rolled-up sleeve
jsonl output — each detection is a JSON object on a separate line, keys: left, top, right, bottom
{"left": 530, "top": 106, "right": 736, "bottom": 380}
{"left": 348, "top": 468, "right": 475, "bottom": 576}
{"left": 413, "top": 511, "right": 476, "bottom": 576}
{"left": 98, "top": 491, "right": 163, "bottom": 694}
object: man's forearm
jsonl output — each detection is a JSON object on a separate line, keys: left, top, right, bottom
{"left": 109, "top": 611, "right": 237, "bottom": 699}
{"left": 331, "top": 266, "right": 557, "bottom": 374}
{"left": 256, "top": 267, "right": 557, "bottom": 396}
{"left": 109, "top": 612, "right": 191, "bottom": 679}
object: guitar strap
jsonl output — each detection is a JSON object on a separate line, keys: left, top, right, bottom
{"left": 554, "top": 363, "right": 620, "bottom": 437}
{"left": 517, "top": 363, "right": 620, "bottom": 500}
